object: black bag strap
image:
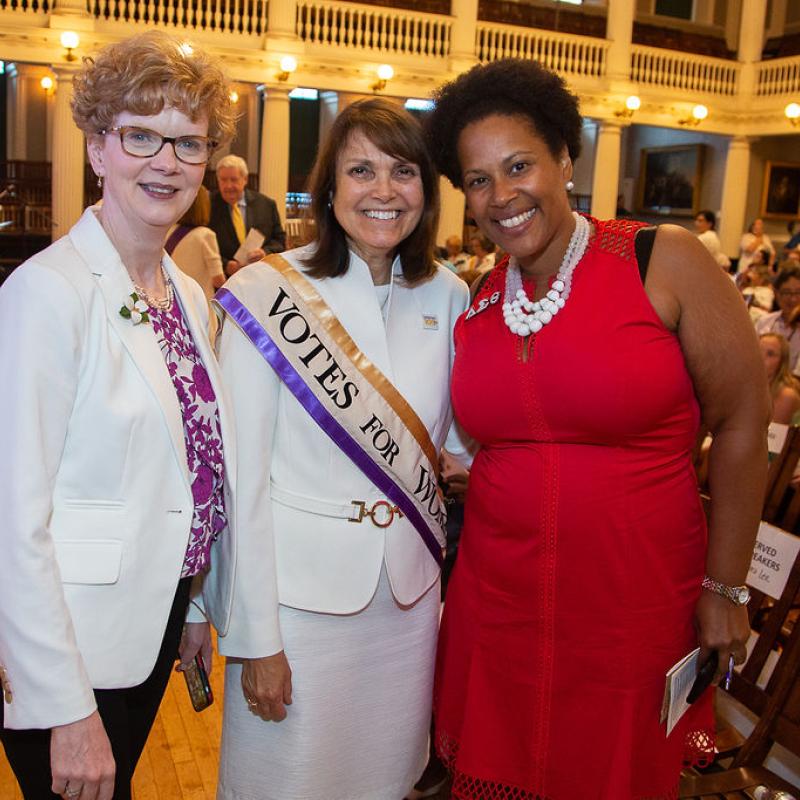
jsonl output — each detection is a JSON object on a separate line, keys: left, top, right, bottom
{"left": 634, "top": 225, "right": 658, "bottom": 283}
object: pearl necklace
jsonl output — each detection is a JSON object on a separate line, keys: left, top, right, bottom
{"left": 133, "top": 262, "right": 174, "bottom": 311}
{"left": 502, "top": 212, "right": 590, "bottom": 337}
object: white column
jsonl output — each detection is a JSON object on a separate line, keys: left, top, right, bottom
{"left": 605, "top": 0, "right": 635, "bottom": 83}
{"left": 244, "top": 86, "right": 260, "bottom": 170}
{"left": 719, "top": 136, "right": 751, "bottom": 258}
{"left": 449, "top": 0, "right": 478, "bottom": 74}
{"left": 51, "top": 65, "right": 85, "bottom": 239}
{"left": 437, "top": 177, "right": 466, "bottom": 248}
{"left": 737, "top": 0, "right": 767, "bottom": 98}
{"left": 590, "top": 121, "right": 622, "bottom": 221}
{"left": 6, "top": 64, "right": 36, "bottom": 161}
{"left": 259, "top": 85, "right": 291, "bottom": 224}
{"left": 318, "top": 91, "right": 338, "bottom": 146}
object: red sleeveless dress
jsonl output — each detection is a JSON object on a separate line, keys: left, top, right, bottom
{"left": 435, "top": 218, "right": 714, "bottom": 800}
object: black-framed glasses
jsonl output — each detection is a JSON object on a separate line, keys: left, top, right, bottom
{"left": 99, "top": 126, "right": 218, "bottom": 165}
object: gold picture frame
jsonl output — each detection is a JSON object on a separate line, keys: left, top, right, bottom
{"left": 636, "top": 144, "right": 704, "bottom": 217}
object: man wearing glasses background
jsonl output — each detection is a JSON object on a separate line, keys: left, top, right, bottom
{"left": 755, "top": 266, "right": 800, "bottom": 374}
{"left": 209, "top": 154, "right": 286, "bottom": 276}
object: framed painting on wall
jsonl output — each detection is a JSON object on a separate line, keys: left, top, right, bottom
{"left": 760, "top": 162, "right": 800, "bottom": 219}
{"left": 636, "top": 144, "right": 704, "bottom": 217}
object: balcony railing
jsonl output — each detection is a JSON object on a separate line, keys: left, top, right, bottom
{"left": 87, "top": 0, "right": 268, "bottom": 35}
{"left": 757, "top": 54, "right": 800, "bottom": 97}
{"left": 476, "top": 22, "right": 607, "bottom": 77}
{"left": 296, "top": 0, "right": 451, "bottom": 58}
{"left": 631, "top": 44, "right": 740, "bottom": 96}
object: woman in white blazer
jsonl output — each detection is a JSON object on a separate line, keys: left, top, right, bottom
{"left": 166, "top": 185, "right": 225, "bottom": 301}
{"left": 0, "top": 33, "right": 237, "bottom": 800}
{"left": 211, "top": 99, "right": 470, "bottom": 800}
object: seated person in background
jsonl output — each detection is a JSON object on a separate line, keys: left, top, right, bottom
{"left": 760, "top": 333, "right": 800, "bottom": 423}
{"left": 209, "top": 154, "right": 286, "bottom": 276}
{"left": 468, "top": 233, "right": 496, "bottom": 273}
{"left": 694, "top": 209, "right": 731, "bottom": 270}
{"left": 755, "top": 266, "right": 800, "bottom": 373}
{"left": 783, "top": 219, "right": 800, "bottom": 258}
{"left": 444, "top": 235, "right": 470, "bottom": 272}
{"left": 738, "top": 253, "right": 775, "bottom": 321}
{"left": 738, "top": 217, "right": 775, "bottom": 274}
{"left": 166, "top": 185, "right": 225, "bottom": 301}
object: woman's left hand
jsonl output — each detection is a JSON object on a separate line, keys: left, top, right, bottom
{"left": 177, "top": 621, "right": 213, "bottom": 675}
{"left": 694, "top": 591, "right": 750, "bottom": 681}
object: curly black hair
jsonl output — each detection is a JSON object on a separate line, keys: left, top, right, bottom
{"left": 425, "top": 59, "right": 583, "bottom": 189}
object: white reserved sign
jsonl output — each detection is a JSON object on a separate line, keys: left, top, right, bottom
{"left": 748, "top": 521, "right": 800, "bottom": 600}
{"left": 767, "top": 422, "right": 789, "bottom": 455}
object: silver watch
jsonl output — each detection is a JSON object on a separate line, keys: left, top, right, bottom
{"left": 701, "top": 575, "right": 751, "bottom": 606}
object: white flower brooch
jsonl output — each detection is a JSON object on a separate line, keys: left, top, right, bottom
{"left": 119, "top": 292, "right": 150, "bottom": 325}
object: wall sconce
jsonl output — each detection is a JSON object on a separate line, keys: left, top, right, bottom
{"left": 678, "top": 104, "right": 708, "bottom": 126}
{"left": 60, "top": 31, "right": 80, "bottom": 62}
{"left": 785, "top": 102, "right": 800, "bottom": 127}
{"left": 614, "top": 95, "right": 640, "bottom": 119}
{"left": 229, "top": 90, "right": 239, "bottom": 104}
{"left": 40, "top": 75, "right": 54, "bottom": 93}
{"left": 277, "top": 56, "right": 297, "bottom": 82}
{"left": 371, "top": 64, "right": 394, "bottom": 92}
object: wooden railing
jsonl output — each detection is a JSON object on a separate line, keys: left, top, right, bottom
{"left": 757, "top": 54, "right": 800, "bottom": 97}
{"left": 631, "top": 44, "right": 740, "bottom": 96}
{"left": 476, "top": 22, "right": 607, "bottom": 77}
{"left": 296, "top": 0, "right": 451, "bottom": 58}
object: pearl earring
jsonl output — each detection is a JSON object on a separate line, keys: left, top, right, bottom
{"left": 565, "top": 180, "right": 575, "bottom": 192}
{"left": 97, "top": 175, "right": 103, "bottom": 189}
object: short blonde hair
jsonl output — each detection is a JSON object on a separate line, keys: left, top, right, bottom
{"left": 71, "top": 32, "right": 236, "bottom": 144}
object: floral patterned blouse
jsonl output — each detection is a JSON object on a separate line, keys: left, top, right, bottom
{"left": 149, "top": 297, "right": 226, "bottom": 577}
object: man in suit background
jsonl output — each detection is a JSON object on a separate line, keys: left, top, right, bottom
{"left": 210, "top": 154, "right": 286, "bottom": 276}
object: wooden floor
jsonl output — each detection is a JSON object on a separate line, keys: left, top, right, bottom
{"left": 0, "top": 643, "right": 226, "bottom": 800}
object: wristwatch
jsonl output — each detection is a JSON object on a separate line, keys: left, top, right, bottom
{"left": 701, "top": 575, "right": 751, "bottom": 606}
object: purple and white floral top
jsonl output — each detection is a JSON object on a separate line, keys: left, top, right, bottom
{"left": 149, "top": 298, "right": 226, "bottom": 577}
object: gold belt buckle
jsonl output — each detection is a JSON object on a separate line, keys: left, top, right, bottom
{"left": 349, "top": 500, "right": 404, "bottom": 528}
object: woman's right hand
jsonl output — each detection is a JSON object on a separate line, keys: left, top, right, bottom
{"left": 241, "top": 651, "right": 292, "bottom": 722}
{"left": 50, "top": 710, "right": 115, "bottom": 800}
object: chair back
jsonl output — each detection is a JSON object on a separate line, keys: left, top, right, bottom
{"left": 763, "top": 425, "right": 800, "bottom": 528}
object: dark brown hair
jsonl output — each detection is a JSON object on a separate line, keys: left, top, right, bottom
{"left": 303, "top": 98, "right": 438, "bottom": 283}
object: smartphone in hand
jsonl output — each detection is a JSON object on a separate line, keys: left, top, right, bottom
{"left": 183, "top": 654, "right": 214, "bottom": 712}
{"left": 686, "top": 651, "right": 718, "bottom": 704}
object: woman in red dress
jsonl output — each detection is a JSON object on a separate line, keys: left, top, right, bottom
{"left": 425, "top": 59, "right": 769, "bottom": 799}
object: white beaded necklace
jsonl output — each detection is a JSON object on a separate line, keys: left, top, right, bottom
{"left": 502, "top": 212, "right": 590, "bottom": 337}
{"left": 133, "top": 262, "right": 174, "bottom": 311}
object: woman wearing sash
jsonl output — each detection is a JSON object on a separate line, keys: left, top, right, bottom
{"left": 424, "top": 59, "right": 768, "bottom": 798}
{"left": 211, "top": 98, "right": 469, "bottom": 800}
{"left": 0, "top": 33, "right": 236, "bottom": 800}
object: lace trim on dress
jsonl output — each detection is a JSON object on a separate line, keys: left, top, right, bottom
{"left": 594, "top": 217, "right": 650, "bottom": 262}
{"left": 436, "top": 727, "right": 714, "bottom": 800}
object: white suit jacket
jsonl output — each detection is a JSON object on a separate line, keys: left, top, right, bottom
{"left": 206, "top": 246, "right": 469, "bottom": 659}
{"left": 0, "top": 207, "right": 236, "bottom": 730}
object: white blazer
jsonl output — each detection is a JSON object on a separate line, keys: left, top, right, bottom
{"left": 206, "top": 246, "right": 469, "bottom": 659}
{"left": 0, "top": 207, "right": 236, "bottom": 730}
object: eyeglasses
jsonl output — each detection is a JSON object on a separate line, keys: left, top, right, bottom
{"left": 99, "top": 126, "right": 218, "bottom": 165}
{"left": 779, "top": 289, "right": 800, "bottom": 298}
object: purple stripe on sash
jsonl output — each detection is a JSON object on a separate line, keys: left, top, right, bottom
{"left": 216, "top": 288, "right": 444, "bottom": 567}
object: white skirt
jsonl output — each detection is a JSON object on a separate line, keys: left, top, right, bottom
{"left": 217, "top": 567, "right": 439, "bottom": 800}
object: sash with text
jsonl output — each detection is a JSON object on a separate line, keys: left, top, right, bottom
{"left": 215, "top": 255, "right": 447, "bottom": 566}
